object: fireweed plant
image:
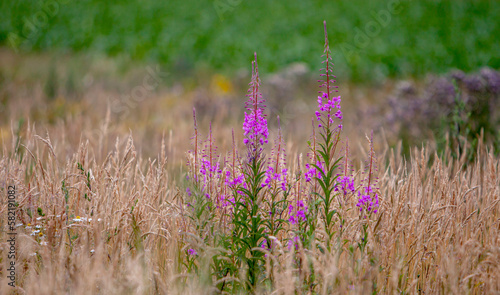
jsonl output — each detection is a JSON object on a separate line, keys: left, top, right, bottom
{"left": 184, "top": 21, "right": 380, "bottom": 292}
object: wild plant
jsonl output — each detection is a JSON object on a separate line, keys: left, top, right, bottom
{"left": 307, "top": 21, "right": 344, "bottom": 252}
{"left": 184, "top": 21, "right": 381, "bottom": 293}
{"left": 355, "top": 132, "right": 379, "bottom": 255}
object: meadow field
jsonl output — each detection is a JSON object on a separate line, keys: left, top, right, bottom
{"left": 1, "top": 1, "right": 500, "bottom": 294}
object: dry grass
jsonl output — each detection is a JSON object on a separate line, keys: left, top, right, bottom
{"left": 1, "top": 116, "right": 499, "bottom": 294}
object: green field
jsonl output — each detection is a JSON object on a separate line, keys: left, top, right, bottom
{"left": 1, "top": 0, "right": 499, "bottom": 81}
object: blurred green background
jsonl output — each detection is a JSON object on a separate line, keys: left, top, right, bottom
{"left": 1, "top": 0, "right": 498, "bottom": 82}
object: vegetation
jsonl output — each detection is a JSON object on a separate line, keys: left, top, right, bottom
{"left": 1, "top": 21, "right": 499, "bottom": 294}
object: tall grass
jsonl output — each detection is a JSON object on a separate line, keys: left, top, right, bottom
{"left": 1, "top": 117, "right": 499, "bottom": 294}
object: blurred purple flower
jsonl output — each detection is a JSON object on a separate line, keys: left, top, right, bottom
{"left": 449, "top": 69, "right": 466, "bottom": 82}
{"left": 287, "top": 236, "right": 300, "bottom": 251}
{"left": 429, "top": 77, "right": 456, "bottom": 107}
{"left": 356, "top": 186, "right": 379, "bottom": 214}
{"left": 305, "top": 161, "right": 324, "bottom": 182}
{"left": 464, "top": 74, "right": 484, "bottom": 92}
{"left": 335, "top": 175, "right": 355, "bottom": 194}
{"left": 480, "top": 67, "right": 500, "bottom": 94}
{"left": 288, "top": 200, "right": 307, "bottom": 224}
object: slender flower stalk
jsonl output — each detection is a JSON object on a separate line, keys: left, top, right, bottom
{"left": 263, "top": 116, "right": 287, "bottom": 191}
{"left": 199, "top": 123, "right": 222, "bottom": 200}
{"left": 316, "top": 21, "right": 342, "bottom": 132}
{"left": 357, "top": 131, "right": 379, "bottom": 215}
{"left": 336, "top": 138, "right": 355, "bottom": 201}
{"left": 310, "top": 21, "right": 344, "bottom": 251}
{"left": 188, "top": 108, "right": 199, "bottom": 184}
{"left": 262, "top": 116, "right": 290, "bottom": 248}
{"left": 222, "top": 129, "right": 243, "bottom": 208}
{"left": 243, "top": 53, "right": 269, "bottom": 161}
{"left": 231, "top": 52, "right": 271, "bottom": 291}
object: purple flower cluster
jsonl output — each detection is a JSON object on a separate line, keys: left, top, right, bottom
{"left": 357, "top": 133, "right": 379, "bottom": 215}
{"left": 287, "top": 235, "right": 300, "bottom": 251}
{"left": 243, "top": 53, "right": 269, "bottom": 157}
{"left": 190, "top": 123, "right": 223, "bottom": 201}
{"left": 198, "top": 155, "right": 222, "bottom": 201}
{"left": 336, "top": 139, "right": 355, "bottom": 196}
{"left": 199, "top": 158, "right": 222, "bottom": 180}
{"left": 224, "top": 171, "right": 247, "bottom": 201}
{"left": 288, "top": 200, "right": 307, "bottom": 224}
{"left": 315, "top": 92, "right": 343, "bottom": 129}
{"left": 263, "top": 117, "right": 288, "bottom": 191}
{"left": 260, "top": 238, "right": 268, "bottom": 249}
{"left": 243, "top": 108, "right": 268, "bottom": 146}
{"left": 187, "top": 248, "right": 197, "bottom": 256}
{"left": 304, "top": 161, "right": 324, "bottom": 182}
{"left": 262, "top": 166, "right": 287, "bottom": 191}
{"left": 218, "top": 194, "right": 236, "bottom": 209}
{"left": 356, "top": 185, "right": 379, "bottom": 214}
{"left": 315, "top": 21, "right": 342, "bottom": 131}
{"left": 224, "top": 171, "right": 245, "bottom": 189}
{"left": 335, "top": 175, "right": 355, "bottom": 195}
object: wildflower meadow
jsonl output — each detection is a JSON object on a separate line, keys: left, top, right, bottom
{"left": 1, "top": 10, "right": 500, "bottom": 295}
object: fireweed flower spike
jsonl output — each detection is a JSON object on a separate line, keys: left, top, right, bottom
{"left": 187, "top": 108, "right": 200, "bottom": 183}
{"left": 199, "top": 123, "right": 222, "bottom": 200}
{"left": 222, "top": 129, "right": 243, "bottom": 207}
{"left": 263, "top": 116, "right": 288, "bottom": 191}
{"left": 230, "top": 52, "right": 271, "bottom": 290}
{"left": 335, "top": 138, "right": 355, "bottom": 198}
{"left": 317, "top": 21, "right": 342, "bottom": 131}
{"left": 356, "top": 131, "right": 380, "bottom": 215}
{"left": 309, "top": 21, "right": 344, "bottom": 250}
{"left": 193, "top": 108, "right": 198, "bottom": 179}
{"left": 243, "top": 52, "right": 269, "bottom": 161}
